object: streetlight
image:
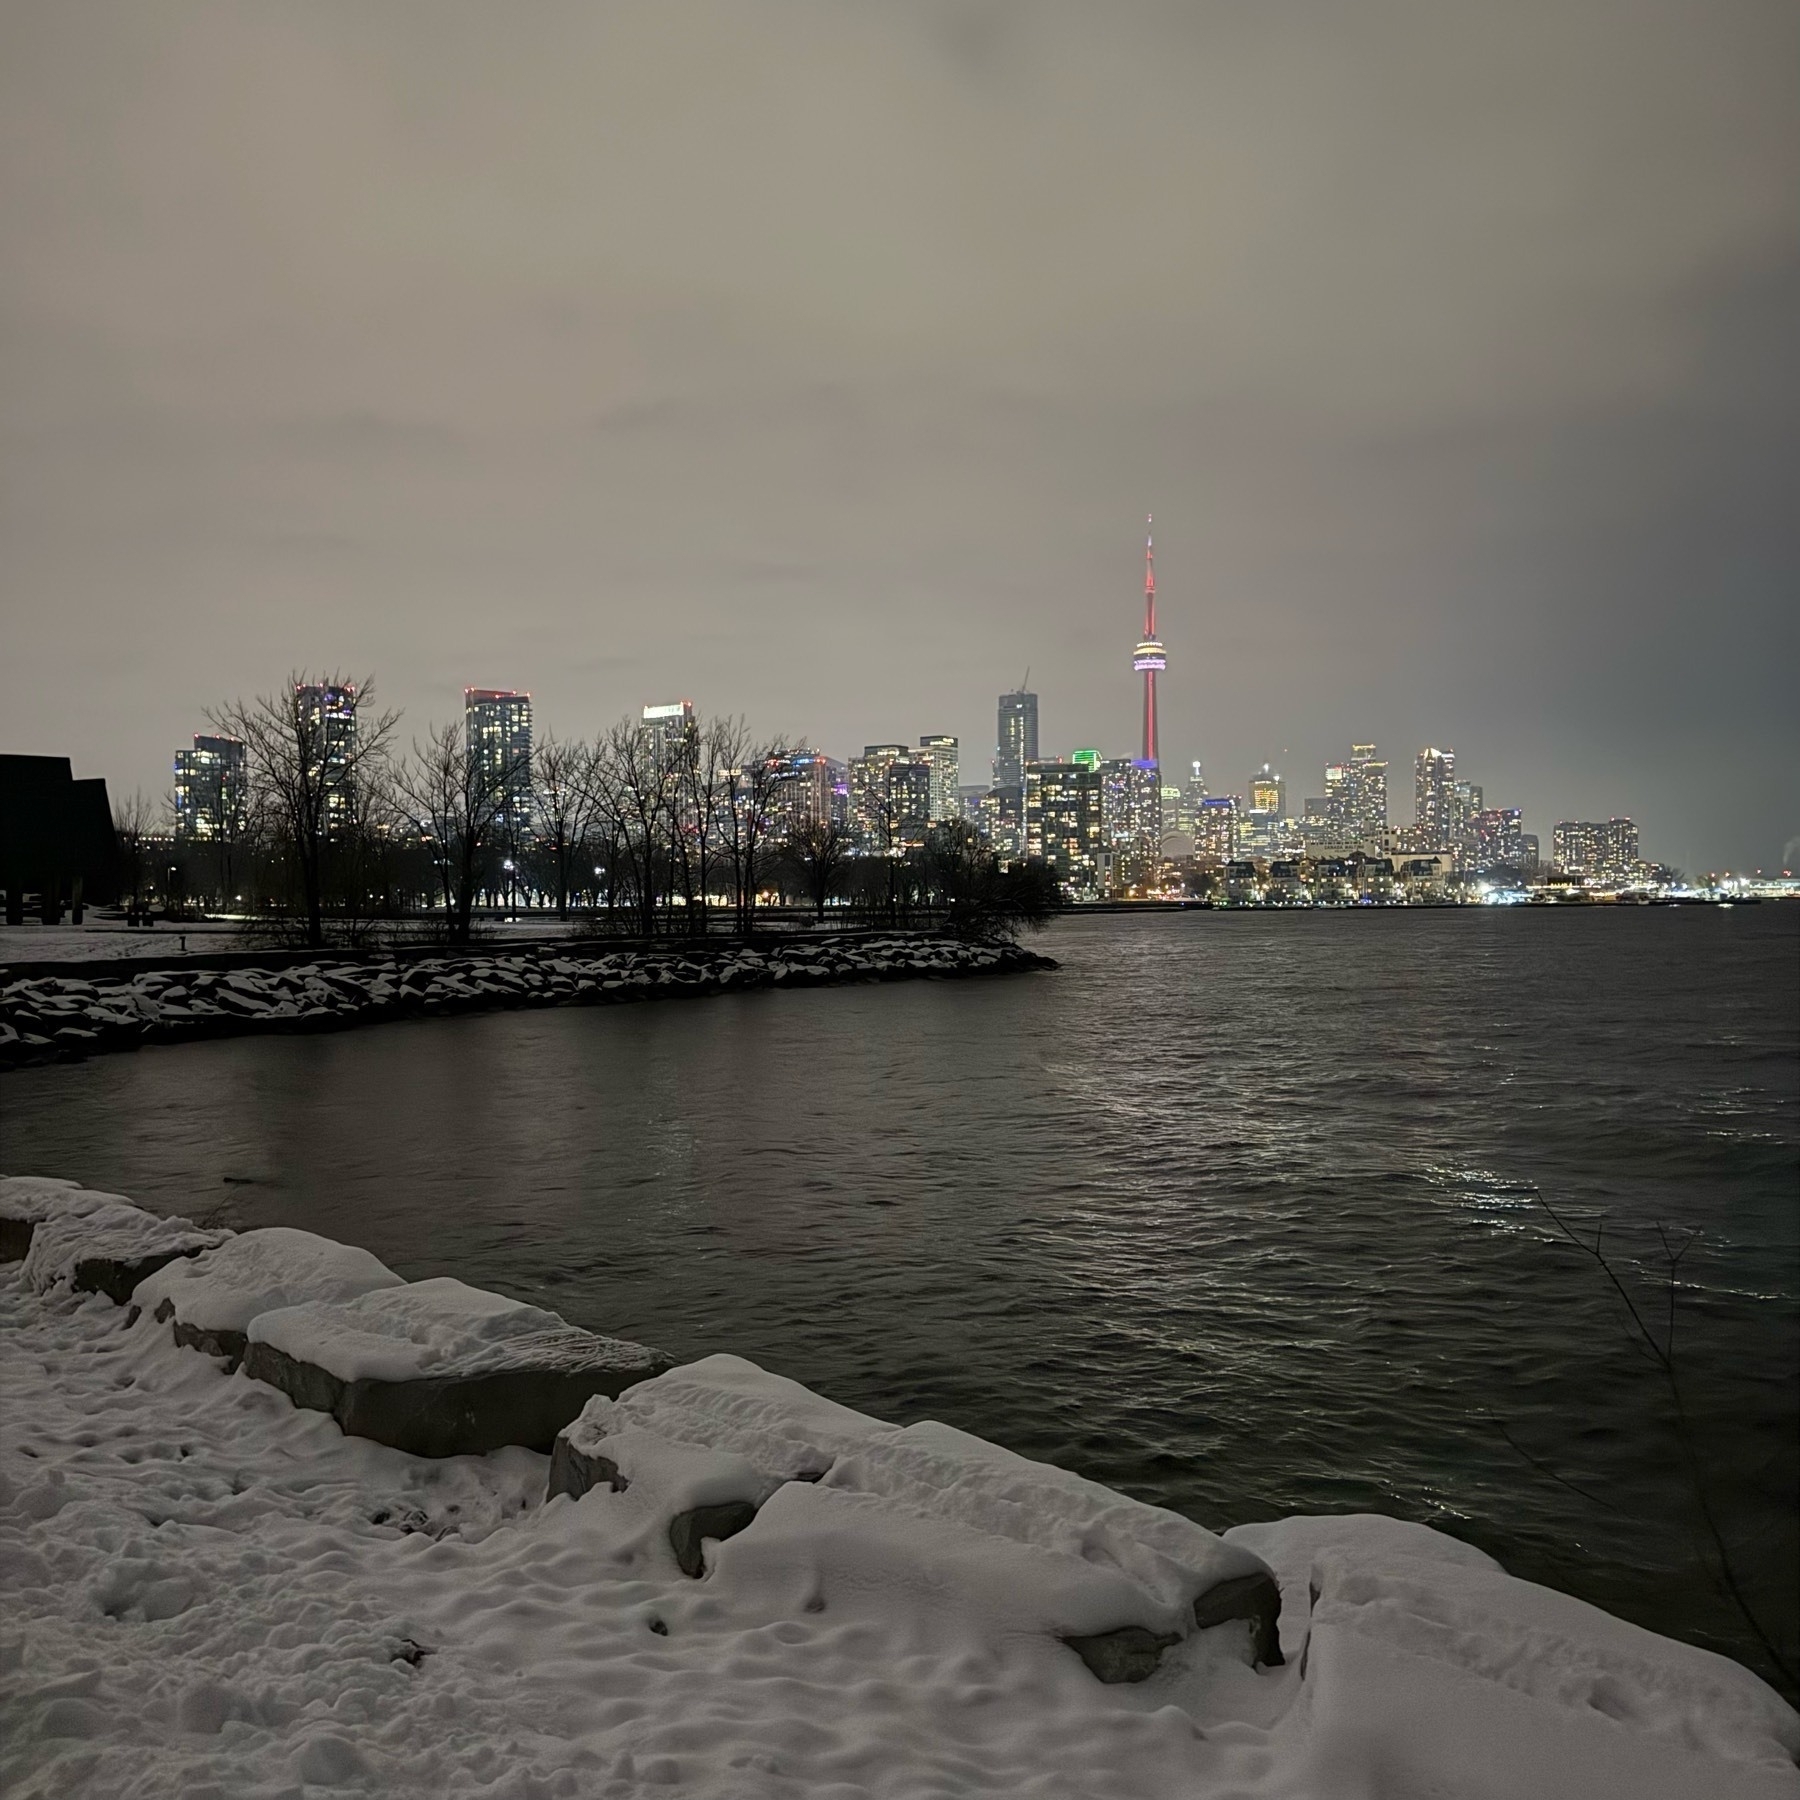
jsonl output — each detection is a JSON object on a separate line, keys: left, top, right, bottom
{"left": 502, "top": 858, "right": 516, "bottom": 920}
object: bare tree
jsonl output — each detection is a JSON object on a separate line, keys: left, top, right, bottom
{"left": 858, "top": 783, "right": 910, "bottom": 917}
{"left": 605, "top": 717, "right": 674, "bottom": 936}
{"left": 328, "top": 755, "right": 406, "bottom": 945}
{"left": 783, "top": 816, "right": 853, "bottom": 920}
{"left": 677, "top": 716, "right": 744, "bottom": 936}
{"left": 210, "top": 673, "right": 400, "bottom": 948}
{"left": 531, "top": 733, "right": 601, "bottom": 921}
{"left": 584, "top": 742, "right": 631, "bottom": 930}
{"left": 111, "top": 791, "right": 154, "bottom": 914}
{"left": 719, "top": 738, "right": 796, "bottom": 935}
{"left": 395, "top": 718, "right": 513, "bottom": 945}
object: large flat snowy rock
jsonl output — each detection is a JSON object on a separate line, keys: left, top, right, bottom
{"left": 0, "top": 1175, "right": 124, "bottom": 1261}
{"left": 11, "top": 1180, "right": 229, "bottom": 1304}
{"left": 552, "top": 1353, "right": 1284, "bottom": 1677}
{"left": 132, "top": 1227, "right": 405, "bottom": 1366}
{"left": 244, "top": 1277, "right": 672, "bottom": 1457}
{"left": 552, "top": 1350, "right": 891, "bottom": 1496}
{"left": 1225, "top": 1513, "right": 1800, "bottom": 1798}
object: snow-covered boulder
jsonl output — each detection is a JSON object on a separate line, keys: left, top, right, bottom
{"left": 1226, "top": 1513, "right": 1800, "bottom": 1790}
{"left": 243, "top": 1276, "right": 672, "bottom": 1457}
{"left": 132, "top": 1227, "right": 404, "bottom": 1367}
{"left": 14, "top": 1182, "right": 229, "bottom": 1303}
{"left": 550, "top": 1354, "right": 1283, "bottom": 1679}
{"left": 0, "top": 1175, "right": 123, "bottom": 1261}
{"left": 551, "top": 1352, "right": 889, "bottom": 1501}
{"left": 826, "top": 1419, "right": 1284, "bottom": 1670}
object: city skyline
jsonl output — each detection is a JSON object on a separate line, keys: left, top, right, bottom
{"left": 154, "top": 666, "right": 1660, "bottom": 888}
{"left": 141, "top": 657, "right": 1683, "bottom": 877}
{"left": 3, "top": 5, "right": 1795, "bottom": 873}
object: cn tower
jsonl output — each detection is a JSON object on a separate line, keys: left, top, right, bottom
{"left": 1131, "top": 515, "right": 1167, "bottom": 765}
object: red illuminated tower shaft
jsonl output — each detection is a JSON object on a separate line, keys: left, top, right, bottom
{"left": 1142, "top": 530, "right": 1157, "bottom": 763}
{"left": 1132, "top": 515, "right": 1167, "bottom": 766}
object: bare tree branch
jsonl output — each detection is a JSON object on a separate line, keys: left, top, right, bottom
{"left": 1533, "top": 1196, "right": 1797, "bottom": 1693}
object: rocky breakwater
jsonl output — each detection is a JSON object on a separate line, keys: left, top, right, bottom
{"left": 0, "top": 932, "right": 1056, "bottom": 1070}
{"left": 7, "top": 1173, "right": 1799, "bottom": 1797}
{"left": 2, "top": 1174, "right": 672, "bottom": 1459}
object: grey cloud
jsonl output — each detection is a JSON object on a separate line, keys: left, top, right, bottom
{"left": 1, "top": 0, "right": 1795, "bottom": 867}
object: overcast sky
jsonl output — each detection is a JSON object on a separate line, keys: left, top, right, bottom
{"left": 3, "top": 0, "right": 1795, "bottom": 870}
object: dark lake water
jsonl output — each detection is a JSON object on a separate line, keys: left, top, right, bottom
{"left": 4, "top": 907, "right": 1797, "bottom": 1691}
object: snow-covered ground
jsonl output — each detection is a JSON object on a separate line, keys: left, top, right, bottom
{"left": 3, "top": 1181, "right": 1797, "bottom": 1799}
{"left": 0, "top": 920, "right": 250, "bottom": 964}
{"left": 0, "top": 936, "right": 1049, "bottom": 1070}
{"left": 0, "top": 918, "right": 605, "bottom": 966}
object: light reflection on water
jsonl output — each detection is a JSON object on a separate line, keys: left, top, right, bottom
{"left": 2, "top": 906, "right": 1795, "bottom": 1688}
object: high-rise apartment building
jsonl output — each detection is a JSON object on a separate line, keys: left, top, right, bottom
{"left": 295, "top": 682, "right": 358, "bottom": 838}
{"left": 1194, "top": 794, "right": 1240, "bottom": 862}
{"left": 850, "top": 744, "right": 905, "bottom": 847}
{"left": 1100, "top": 757, "right": 1162, "bottom": 887}
{"left": 1024, "top": 759, "right": 1103, "bottom": 893}
{"left": 1414, "top": 747, "right": 1457, "bottom": 846}
{"left": 1249, "top": 764, "right": 1285, "bottom": 819}
{"left": 775, "top": 750, "right": 848, "bottom": 835}
{"left": 172, "top": 734, "right": 247, "bottom": 842}
{"left": 889, "top": 760, "right": 931, "bottom": 848}
{"left": 642, "top": 700, "right": 696, "bottom": 772}
{"left": 987, "top": 689, "right": 1038, "bottom": 861}
{"left": 1553, "top": 818, "right": 1640, "bottom": 880}
{"left": 1467, "top": 807, "right": 1528, "bottom": 872}
{"left": 849, "top": 745, "right": 930, "bottom": 852}
{"left": 916, "top": 735, "right": 960, "bottom": 822}
{"left": 466, "top": 689, "right": 534, "bottom": 840}
{"left": 994, "top": 690, "right": 1039, "bottom": 795}
{"left": 1345, "top": 744, "right": 1387, "bottom": 838}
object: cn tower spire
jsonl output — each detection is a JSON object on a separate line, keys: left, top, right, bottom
{"left": 1144, "top": 515, "right": 1156, "bottom": 636}
{"left": 1131, "top": 512, "right": 1167, "bottom": 765}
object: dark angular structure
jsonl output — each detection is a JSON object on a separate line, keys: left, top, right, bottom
{"left": 0, "top": 755, "right": 120, "bottom": 924}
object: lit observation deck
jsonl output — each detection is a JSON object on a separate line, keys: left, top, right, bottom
{"left": 1133, "top": 637, "right": 1167, "bottom": 673}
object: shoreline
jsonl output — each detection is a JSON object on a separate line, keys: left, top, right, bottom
{"left": 3, "top": 1173, "right": 1795, "bottom": 1799}
{"left": 0, "top": 932, "right": 1056, "bottom": 1072}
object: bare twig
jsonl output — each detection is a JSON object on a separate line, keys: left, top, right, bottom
{"left": 1533, "top": 1196, "right": 1796, "bottom": 1694}
{"left": 1489, "top": 1417, "right": 1624, "bottom": 1515}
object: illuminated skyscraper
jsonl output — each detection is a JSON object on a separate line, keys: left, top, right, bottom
{"left": 1415, "top": 747, "right": 1457, "bottom": 846}
{"left": 1024, "top": 760, "right": 1102, "bottom": 894}
{"left": 295, "top": 681, "right": 358, "bottom": 839}
{"left": 1553, "top": 817, "right": 1639, "bottom": 880}
{"left": 849, "top": 745, "right": 930, "bottom": 852}
{"left": 994, "top": 690, "right": 1039, "bottom": 793}
{"left": 172, "top": 734, "right": 246, "bottom": 842}
{"left": 1346, "top": 744, "right": 1387, "bottom": 837}
{"left": 990, "top": 689, "right": 1039, "bottom": 859}
{"left": 916, "top": 735, "right": 960, "bottom": 822}
{"left": 888, "top": 759, "right": 932, "bottom": 849}
{"left": 1249, "top": 764, "right": 1285, "bottom": 819}
{"left": 466, "top": 689, "right": 534, "bottom": 840}
{"left": 1453, "top": 780, "right": 1483, "bottom": 836}
{"left": 775, "top": 750, "right": 847, "bottom": 836}
{"left": 1195, "top": 794, "right": 1240, "bottom": 862}
{"left": 1100, "top": 757, "right": 1162, "bottom": 888}
{"left": 642, "top": 700, "right": 696, "bottom": 771}
{"left": 1468, "top": 807, "right": 1529, "bottom": 872}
